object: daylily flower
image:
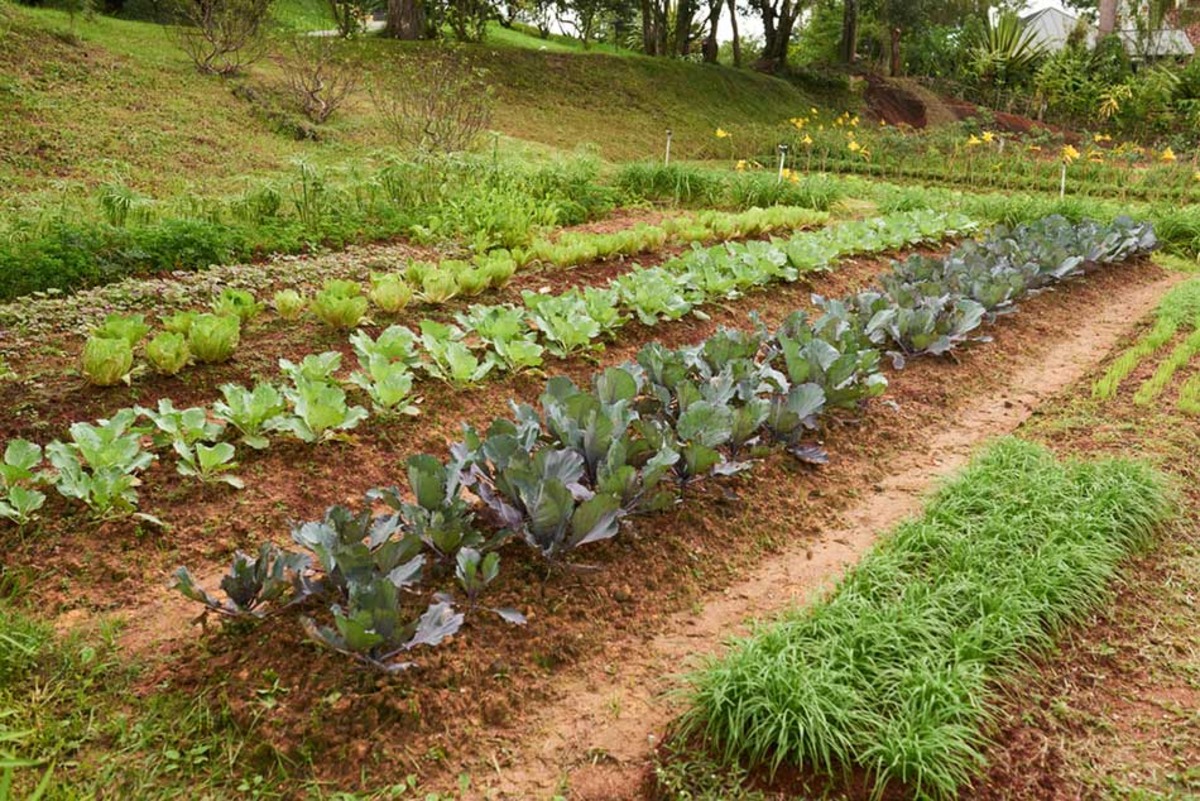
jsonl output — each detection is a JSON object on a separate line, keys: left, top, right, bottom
{"left": 715, "top": 128, "right": 730, "bottom": 139}
{"left": 1061, "top": 144, "right": 1080, "bottom": 164}
{"left": 801, "top": 134, "right": 813, "bottom": 146}
{"left": 981, "top": 131, "right": 995, "bottom": 143}
{"left": 1161, "top": 147, "right": 1177, "bottom": 163}
{"left": 967, "top": 134, "right": 982, "bottom": 147}
{"left": 735, "top": 159, "right": 747, "bottom": 172}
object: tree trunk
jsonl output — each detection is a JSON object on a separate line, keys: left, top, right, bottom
{"left": 1098, "top": 0, "right": 1118, "bottom": 36}
{"left": 674, "top": 0, "right": 694, "bottom": 55}
{"left": 386, "top": 0, "right": 425, "bottom": 38}
{"left": 702, "top": 0, "right": 721, "bottom": 62}
{"left": 839, "top": 0, "right": 857, "bottom": 63}
{"left": 727, "top": 0, "right": 741, "bottom": 66}
{"left": 889, "top": 26, "right": 901, "bottom": 76}
{"left": 756, "top": 0, "right": 796, "bottom": 71}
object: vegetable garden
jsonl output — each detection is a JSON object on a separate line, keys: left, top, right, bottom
{"left": 2, "top": 139, "right": 1199, "bottom": 801}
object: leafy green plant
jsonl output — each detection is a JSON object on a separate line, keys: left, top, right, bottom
{"left": 188, "top": 313, "right": 241, "bottom": 364}
{"left": 369, "top": 273, "right": 413, "bottom": 314}
{"left": 145, "top": 332, "right": 191, "bottom": 376}
{"left": 372, "top": 454, "right": 483, "bottom": 562}
{"left": 419, "top": 270, "right": 460, "bottom": 305}
{"left": 45, "top": 409, "right": 156, "bottom": 519}
{"left": 280, "top": 351, "right": 342, "bottom": 383}
{"left": 160, "top": 311, "right": 198, "bottom": 335}
{"left": 418, "top": 321, "right": 494, "bottom": 387}
{"left": 136, "top": 398, "right": 224, "bottom": 451}
{"left": 349, "top": 359, "right": 418, "bottom": 415}
{"left": 211, "top": 288, "right": 263, "bottom": 322}
{"left": 0, "top": 440, "right": 46, "bottom": 527}
{"left": 303, "top": 589, "right": 463, "bottom": 673}
{"left": 173, "top": 543, "right": 311, "bottom": 618}
{"left": 81, "top": 335, "right": 134, "bottom": 387}
{"left": 451, "top": 547, "right": 525, "bottom": 624}
{"left": 455, "top": 305, "right": 543, "bottom": 374}
{"left": 273, "top": 289, "right": 308, "bottom": 320}
{"left": 175, "top": 442, "right": 244, "bottom": 489}
{"left": 212, "top": 382, "right": 287, "bottom": 450}
{"left": 522, "top": 290, "right": 603, "bottom": 358}
{"left": 92, "top": 313, "right": 151, "bottom": 346}
{"left": 272, "top": 377, "right": 368, "bottom": 443}
{"left": 312, "top": 280, "right": 368, "bottom": 329}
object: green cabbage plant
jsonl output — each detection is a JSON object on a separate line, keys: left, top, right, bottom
{"left": 81, "top": 336, "right": 134, "bottom": 387}
{"left": 188, "top": 314, "right": 241, "bottom": 364}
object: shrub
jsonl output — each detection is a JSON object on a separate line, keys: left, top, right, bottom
{"left": 274, "top": 36, "right": 360, "bottom": 124}
{"left": 173, "top": 0, "right": 274, "bottom": 76}
{"left": 371, "top": 46, "right": 494, "bottom": 154}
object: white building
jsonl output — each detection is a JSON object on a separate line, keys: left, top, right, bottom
{"left": 1021, "top": 6, "right": 1195, "bottom": 59}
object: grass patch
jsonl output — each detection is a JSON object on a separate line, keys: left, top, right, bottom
{"left": 675, "top": 438, "right": 1173, "bottom": 799}
{"left": 1094, "top": 278, "right": 1200, "bottom": 401}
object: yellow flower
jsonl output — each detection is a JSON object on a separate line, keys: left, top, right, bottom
{"left": 801, "top": 134, "right": 813, "bottom": 146}
{"left": 879, "top": 119, "right": 888, "bottom": 127}
{"left": 1093, "top": 133, "right": 1112, "bottom": 143}
{"left": 848, "top": 140, "right": 862, "bottom": 153}
{"left": 715, "top": 128, "right": 730, "bottom": 139}
{"left": 1194, "top": 171, "right": 1200, "bottom": 182}
{"left": 1061, "top": 144, "right": 1080, "bottom": 164}
{"left": 1027, "top": 144, "right": 1042, "bottom": 152}
{"left": 850, "top": 115, "right": 859, "bottom": 127}
{"left": 981, "top": 131, "right": 995, "bottom": 143}
{"left": 735, "top": 159, "right": 747, "bottom": 172}
{"left": 810, "top": 107, "right": 818, "bottom": 115}
{"left": 967, "top": 134, "right": 982, "bottom": 147}
{"left": 1161, "top": 147, "right": 1177, "bottom": 163}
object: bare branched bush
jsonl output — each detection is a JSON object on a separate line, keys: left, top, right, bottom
{"left": 275, "top": 36, "right": 359, "bottom": 124}
{"left": 371, "top": 47, "right": 495, "bottom": 154}
{"left": 174, "top": 0, "right": 273, "bottom": 76}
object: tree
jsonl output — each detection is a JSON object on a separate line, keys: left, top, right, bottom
{"left": 839, "top": 0, "right": 857, "bottom": 63}
{"left": 727, "top": 0, "right": 741, "bottom": 65}
{"left": 865, "top": 0, "right": 931, "bottom": 76}
{"left": 749, "top": 0, "right": 808, "bottom": 71}
{"left": 1098, "top": 0, "right": 1117, "bottom": 35}
{"left": 384, "top": 0, "right": 426, "bottom": 38}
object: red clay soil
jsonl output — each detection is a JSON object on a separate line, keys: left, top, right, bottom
{"left": 13, "top": 253, "right": 1179, "bottom": 795}
{"left": 863, "top": 72, "right": 1064, "bottom": 139}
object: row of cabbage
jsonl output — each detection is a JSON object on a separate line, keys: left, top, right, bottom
{"left": 78, "top": 205, "right": 829, "bottom": 387}
{"left": 0, "top": 209, "right": 971, "bottom": 531}
{"left": 161, "top": 214, "right": 1158, "bottom": 673}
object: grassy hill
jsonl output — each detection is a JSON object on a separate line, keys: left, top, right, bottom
{"left": 0, "top": 3, "right": 823, "bottom": 210}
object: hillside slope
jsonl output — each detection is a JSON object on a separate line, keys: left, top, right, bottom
{"left": 0, "top": 4, "right": 818, "bottom": 205}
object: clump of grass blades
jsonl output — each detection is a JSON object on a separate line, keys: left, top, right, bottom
{"left": 1133, "top": 328, "right": 1200, "bottom": 406}
{"left": 1094, "top": 278, "right": 1200, "bottom": 400}
{"left": 1177, "top": 373, "right": 1200, "bottom": 415}
{"left": 677, "top": 438, "right": 1172, "bottom": 800}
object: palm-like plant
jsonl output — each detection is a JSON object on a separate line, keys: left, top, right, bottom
{"left": 971, "top": 11, "right": 1046, "bottom": 90}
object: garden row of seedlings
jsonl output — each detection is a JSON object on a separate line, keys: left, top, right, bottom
{"left": 166, "top": 214, "right": 1158, "bottom": 672}
{"left": 0, "top": 210, "right": 970, "bottom": 529}
{"left": 673, "top": 437, "right": 1173, "bottom": 799}
{"left": 1093, "top": 276, "right": 1200, "bottom": 412}
{"left": 76, "top": 205, "right": 829, "bottom": 387}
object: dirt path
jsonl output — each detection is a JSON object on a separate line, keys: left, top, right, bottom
{"left": 480, "top": 272, "right": 1185, "bottom": 800}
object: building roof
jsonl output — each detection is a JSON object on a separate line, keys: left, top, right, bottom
{"left": 1019, "top": 6, "right": 1195, "bottom": 58}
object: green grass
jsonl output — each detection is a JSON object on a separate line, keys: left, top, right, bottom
{"left": 1094, "top": 278, "right": 1200, "bottom": 401}
{"left": 676, "top": 438, "right": 1173, "bottom": 799}
{"left": 0, "top": 4, "right": 819, "bottom": 206}
{"left": 1133, "top": 327, "right": 1200, "bottom": 406}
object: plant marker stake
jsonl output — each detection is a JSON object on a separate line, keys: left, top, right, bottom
{"left": 1060, "top": 162, "right": 1067, "bottom": 199}
{"left": 777, "top": 144, "right": 789, "bottom": 183}
{"left": 665, "top": 129, "right": 673, "bottom": 167}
